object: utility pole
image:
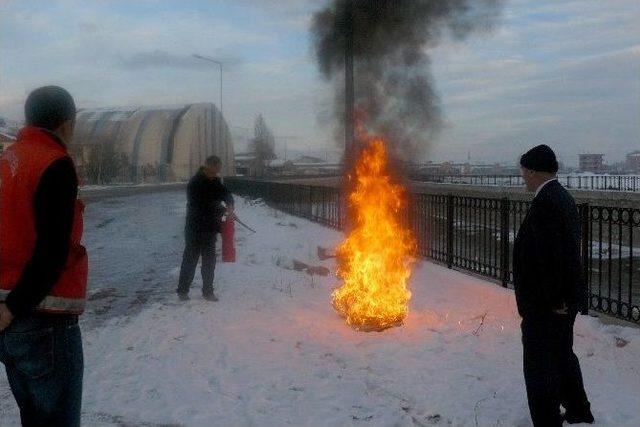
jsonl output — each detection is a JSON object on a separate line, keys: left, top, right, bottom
{"left": 192, "top": 54, "right": 223, "bottom": 116}
{"left": 193, "top": 54, "right": 225, "bottom": 173}
{"left": 344, "top": 0, "right": 355, "bottom": 171}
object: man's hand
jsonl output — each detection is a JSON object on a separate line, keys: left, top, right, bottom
{"left": 0, "top": 303, "right": 14, "bottom": 332}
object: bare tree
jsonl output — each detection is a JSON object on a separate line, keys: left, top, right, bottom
{"left": 86, "top": 143, "right": 130, "bottom": 184}
{"left": 249, "top": 114, "right": 276, "bottom": 177}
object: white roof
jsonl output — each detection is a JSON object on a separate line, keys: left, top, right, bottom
{"left": 269, "top": 159, "right": 288, "bottom": 167}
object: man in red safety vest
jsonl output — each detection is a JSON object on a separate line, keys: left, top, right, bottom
{"left": 0, "top": 86, "right": 87, "bottom": 427}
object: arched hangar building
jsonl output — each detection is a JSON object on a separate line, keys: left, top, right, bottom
{"left": 70, "top": 103, "right": 234, "bottom": 184}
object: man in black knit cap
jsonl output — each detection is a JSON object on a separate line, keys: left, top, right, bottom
{"left": 513, "top": 144, "right": 593, "bottom": 426}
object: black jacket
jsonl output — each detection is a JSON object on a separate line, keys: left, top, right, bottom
{"left": 513, "top": 180, "right": 586, "bottom": 318}
{"left": 185, "top": 170, "right": 233, "bottom": 234}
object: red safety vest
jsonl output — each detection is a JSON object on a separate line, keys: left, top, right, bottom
{"left": 0, "top": 126, "right": 87, "bottom": 314}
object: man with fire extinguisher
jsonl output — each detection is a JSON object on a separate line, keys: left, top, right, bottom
{"left": 0, "top": 86, "right": 87, "bottom": 427}
{"left": 177, "top": 155, "right": 234, "bottom": 302}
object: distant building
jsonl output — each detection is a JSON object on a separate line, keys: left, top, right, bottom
{"left": 579, "top": 154, "right": 605, "bottom": 173}
{"left": 235, "top": 153, "right": 339, "bottom": 177}
{"left": 469, "top": 163, "right": 506, "bottom": 175}
{"left": 290, "top": 155, "right": 322, "bottom": 164}
{"left": 275, "top": 155, "right": 339, "bottom": 176}
{"left": 608, "top": 162, "right": 626, "bottom": 175}
{"left": 420, "top": 161, "right": 465, "bottom": 175}
{"left": 234, "top": 152, "right": 256, "bottom": 176}
{"left": 625, "top": 151, "right": 640, "bottom": 174}
{"left": 417, "top": 161, "right": 517, "bottom": 176}
{"left": 267, "top": 158, "right": 294, "bottom": 175}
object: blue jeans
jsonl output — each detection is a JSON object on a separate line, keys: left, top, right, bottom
{"left": 0, "top": 315, "right": 83, "bottom": 427}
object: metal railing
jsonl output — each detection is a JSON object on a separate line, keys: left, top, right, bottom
{"left": 226, "top": 178, "right": 640, "bottom": 324}
{"left": 413, "top": 174, "right": 640, "bottom": 192}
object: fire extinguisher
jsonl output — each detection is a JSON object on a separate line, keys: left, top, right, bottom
{"left": 221, "top": 215, "right": 236, "bottom": 263}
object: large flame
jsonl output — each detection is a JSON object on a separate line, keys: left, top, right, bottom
{"left": 332, "top": 137, "right": 416, "bottom": 331}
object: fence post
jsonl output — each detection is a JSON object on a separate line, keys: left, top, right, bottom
{"left": 338, "top": 191, "right": 344, "bottom": 230}
{"left": 446, "top": 193, "right": 454, "bottom": 269}
{"left": 579, "top": 202, "right": 590, "bottom": 315}
{"left": 407, "top": 192, "right": 414, "bottom": 240}
{"left": 500, "top": 198, "right": 510, "bottom": 287}
{"left": 321, "top": 187, "right": 326, "bottom": 225}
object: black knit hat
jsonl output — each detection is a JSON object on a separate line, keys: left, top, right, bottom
{"left": 25, "top": 86, "right": 76, "bottom": 131}
{"left": 520, "top": 144, "right": 558, "bottom": 173}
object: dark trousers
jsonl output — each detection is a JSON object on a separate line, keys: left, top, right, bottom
{"left": 177, "top": 231, "right": 216, "bottom": 296}
{"left": 521, "top": 312, "right": 590, "bottom": 427}
{"left": 0, "top": 314, "right": 83, "bottom": 427}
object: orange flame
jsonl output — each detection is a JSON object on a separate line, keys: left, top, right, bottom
{"left": 332, "top": 137, "right": 416, "bottom": 331}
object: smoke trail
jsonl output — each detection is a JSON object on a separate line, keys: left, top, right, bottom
{"left": 312, "top": 0, "right": 504, "bottom": 160}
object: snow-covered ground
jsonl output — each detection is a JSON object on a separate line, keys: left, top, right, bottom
{"left": 1, "top": 191, "right": 639, "bottom": 426}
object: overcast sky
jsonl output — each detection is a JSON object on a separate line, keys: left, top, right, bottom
{"left": 1, "top": 0, "right": 638, "bottom": 166}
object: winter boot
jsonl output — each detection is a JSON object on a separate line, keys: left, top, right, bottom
{"left": 562, "top": 406, "right": 595, "bottom": 424}
{"left": 203, "top": 293, "right": 218, "bottom": 302}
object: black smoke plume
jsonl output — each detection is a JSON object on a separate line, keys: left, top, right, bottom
{"left": 312, "top": 0, "right": 504, "bottom": 161}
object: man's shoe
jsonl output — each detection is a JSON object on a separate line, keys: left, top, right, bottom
{"left": 563, "top": 409, "right": 595, "bottom": 424}
{"left": 203, "top": 293, "right": 218, "bottom": 302}
{"left": 178, "top": 293, "right": 190, "bottom": 301}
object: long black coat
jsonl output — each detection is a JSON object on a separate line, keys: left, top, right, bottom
{"left": 513, "top": 180, "right": 586, "bottom": 318}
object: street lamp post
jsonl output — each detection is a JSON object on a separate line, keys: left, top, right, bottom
{"left": 343, "top": 0, "right": 355, "bottom": 172}
{"left": 192, "top": 54, "right": 223, "bottom": 116}
{"left": 192, "top": 54, "right": 226, "bottom": 171}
